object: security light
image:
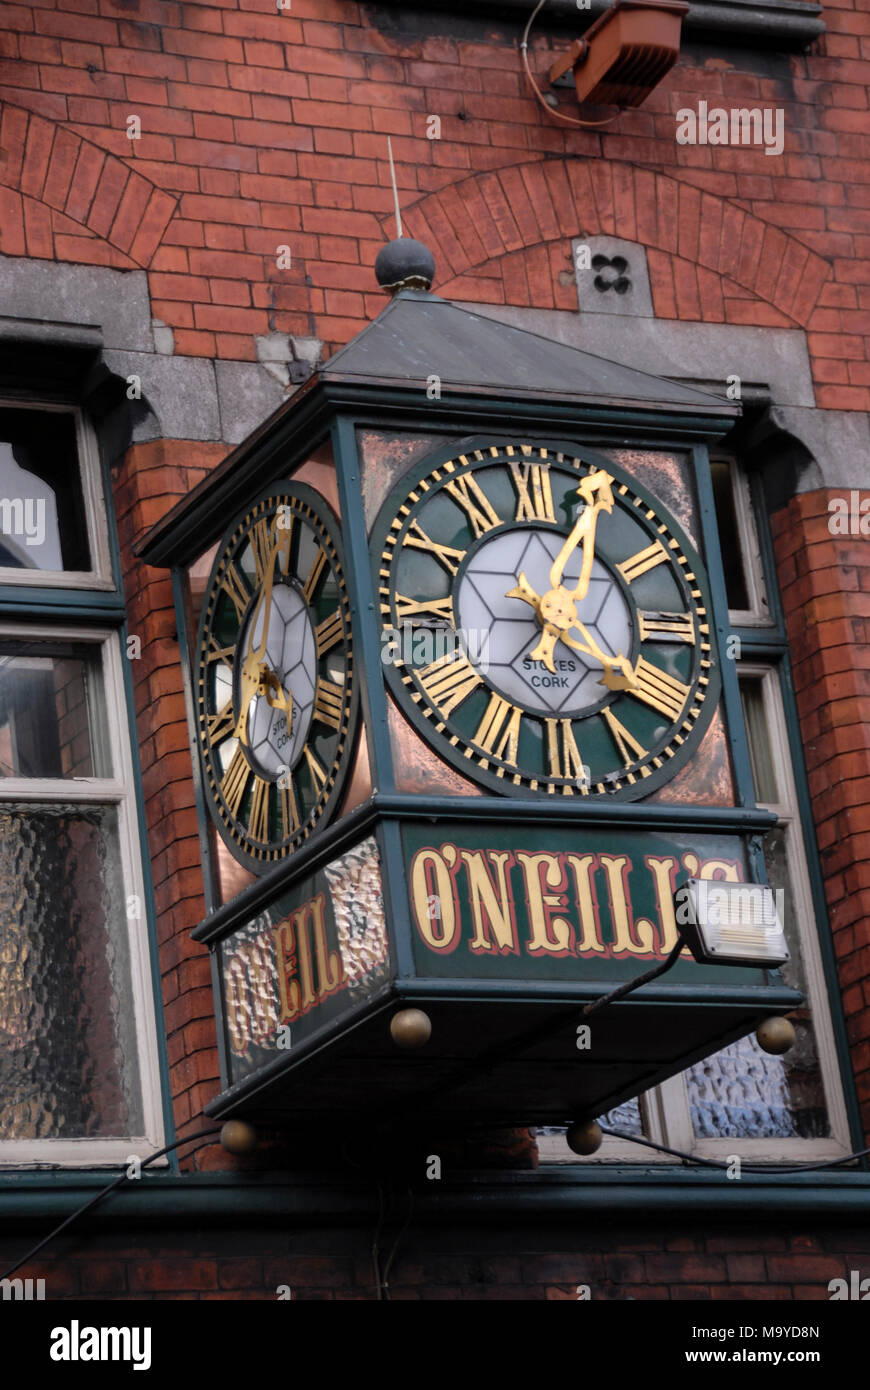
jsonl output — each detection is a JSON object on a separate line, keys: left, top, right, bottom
{"left": 548, "top": 0, "right": 690, "bottom": 111}
{"left": 675, "top": 879, "right": 790, "bottom": 968}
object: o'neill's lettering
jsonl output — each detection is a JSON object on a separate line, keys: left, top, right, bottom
{"left": 409, "top": 844, "right": 741, "bottom": 960}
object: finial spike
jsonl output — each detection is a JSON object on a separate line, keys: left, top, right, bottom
{"left": 387, "top": 137, "right": 403, "bottom": 239}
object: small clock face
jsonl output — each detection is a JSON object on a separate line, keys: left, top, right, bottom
{"left": 196, "top": 484, "right": 356, "bottom": 871}
{"left": 373, "top": 441, "right": 720, "bottom": 799}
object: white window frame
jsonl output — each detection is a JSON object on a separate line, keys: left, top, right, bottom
{"left": 711, "top": 453, "right": 772, "bottom": 627}
{"left": 0, "top": 622, "right": 165, "bottom": 1167}
{"left": 0, "top": 400, "right": 114, "bottom": 591}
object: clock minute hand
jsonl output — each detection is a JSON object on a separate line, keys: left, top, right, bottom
{"left": 551, "top": 469, "right": 615, "bottom": 598}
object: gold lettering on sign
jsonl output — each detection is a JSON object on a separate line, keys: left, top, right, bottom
{"left": 600, "top": 856, "right": 655, "bottom": 956}
{"left": 410, "top": 846, "right": 458, "bottom": 951}
{"left": 516, "top": 852, "right": 574, "bottom": 956}
{"left": 272, "top": 893, "right": 343, "bottom": 1023}
{"left": 564, "top": 854, "right": 606, "bottom": 954}
{"left": 646, "top": 856, "right": 682, "bottom": 953}
{"left": 461, "top": 850, "right": 518, "bottom": 955}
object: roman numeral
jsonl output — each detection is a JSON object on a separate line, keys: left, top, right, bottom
{"left": 279, "top": 778, "right": 300, "bottom": 837}
{"left": 472, "top": 694, "right": 523, "bottom": 766}
{"left": 302, "top": 546, "right": 328, "bottom": 603}
{"left": 443, "top": 474, "right": 500, "bottom": 538}
{"left": 546, "top": 718, "right": 586, "bottom": 785}
{"left": 627, "top": 657, "right": 691, "bottom": 721}
{"left": 418, "top": 653, "right": 483, "bottom": 717}
{"left": 313, "top": 677, "right": 344, "bottom": 731}
{"left": 221, "top": 563, "right": 250, "bottom": 622}
{"left": 220, "top": 746, "right": 250, "bottom": 819}
{"left": 616, "top": 539, "right": 668, "bottom": 584}
{"left": 207, "top": 699, "right": 236, "bottom": 745}
{"left": 511, "top": 461, "right": 556, "bottom": 523}
{"left": 402, "top": 520, "right": 465, "bottom": 576}
{"left": 393, "top": 592, "right": 454, "bottom": 624}
{"left": 249, "top": 777, "right": 270, "bottom": 843}
{"left": 314, "top": 608, "right": 343, "bottom": 656}
{"left": 602, "top": 707, "right": 648, "bottom": 768}
{"left": 249, "top": 519, "right": 274, "bottom": 586}
{"left": 205, "top": 636, "right": 235, "bottom": 666}
{"left": 638, "top": 610, "right": 696, "bottom": 643}
{"left": 304, "top": 745, "right": 328, "bottom": 792}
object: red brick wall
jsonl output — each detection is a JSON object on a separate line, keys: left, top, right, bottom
{"left": 5, "top": 1224, "right": 869, "bottom": 1300}
{"left": 770, "top": 489, "right": 870, "bottom": 1140}
{"left": 0, "top": 0, "right": 867, "bottom": 400}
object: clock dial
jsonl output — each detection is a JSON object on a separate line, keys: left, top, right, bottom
{"left": 196, "top": 485, "right": 356, "bottom": 871}
{"left": 374, "top": 442, "right": 719, "bottom": 799}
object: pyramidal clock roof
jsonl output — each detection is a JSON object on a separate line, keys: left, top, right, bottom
{"left": 320, "top": 288, "right": 731, "bottom": 414}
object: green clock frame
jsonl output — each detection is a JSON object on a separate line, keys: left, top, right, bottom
{"left": 373, "top": 437, "right": 721, "bottom": 800}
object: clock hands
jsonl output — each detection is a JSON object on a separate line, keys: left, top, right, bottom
{"left": 233, "top": 515, "right": 295, "bottom": 748}
{"left": 506, "top": 468, "right": 636, "bottom": 685}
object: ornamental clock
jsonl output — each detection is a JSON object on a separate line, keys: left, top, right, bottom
{"left": 374, "top": 441, "right": 720, "bottom": 799}
{"left": 195, "top": 484, "right": 356, "bottom": 872}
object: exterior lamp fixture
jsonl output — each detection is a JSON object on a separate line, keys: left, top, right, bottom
{"left": 537, "top": 0, "right": 689, "bottom": 122}
{"left": 675, "top": 879, "right": 790, "bottom": 969}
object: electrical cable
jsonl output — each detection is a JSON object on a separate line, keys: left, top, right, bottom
{"left": 599, "top": 1124, "right": 870, "bottom": 1174}
{"left": 380, "top": 1187, "right": 415, "bottom": 1299}
{"left": 0, "top": 1126, "right": 222, "bottom": 1284}
{"left": 521, "top": 0, "right": 623, "bottom": 129}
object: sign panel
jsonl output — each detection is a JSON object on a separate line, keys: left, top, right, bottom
{"left": 217, "top": 836, "right": 390, "bottom": 1085}
{"left": 402, "top": 822, "right": 764, "bottom": 986}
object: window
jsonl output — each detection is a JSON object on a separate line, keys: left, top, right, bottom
{"left": 538, "top": 452, "right": 851, "bottom": 1166}
{"left": 0, "top": 403, "right": 163, "bottom": 1166}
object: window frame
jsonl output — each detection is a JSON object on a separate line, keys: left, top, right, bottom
{"left": 0, "top": 398, "right": 114, "bottom": 592}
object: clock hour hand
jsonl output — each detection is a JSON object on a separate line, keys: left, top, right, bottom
{"left": 234, "top": 514, "right": 292, "bottom": 745}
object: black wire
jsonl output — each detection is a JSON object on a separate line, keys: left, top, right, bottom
{"left": 0, "top": 1126, "right": 222, "bottom": 1283}
{"left": 599, "top": 1124, "right": 870, "bottom": 1174}
{"left": 372, "top": 1182, "right": 387, "bottom": 1301}
{"left": 381, "top": 1187, "right": 414, "bottom": 1298}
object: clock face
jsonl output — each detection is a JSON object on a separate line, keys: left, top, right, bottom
{"left": 196, "top": 484, "right": 356, "bottom": 871}
{"left": 373, "top": 441, "right": 720, "bottom": 799}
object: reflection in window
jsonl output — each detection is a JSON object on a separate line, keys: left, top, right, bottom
{"left": 0, "top": 408, "right": 90, "bottom": 573}
{"left": 0, "top": 643, "right": 111, "bottom": 779}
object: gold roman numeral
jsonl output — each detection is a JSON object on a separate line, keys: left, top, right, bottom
{"left": 279, "top": 778, "right": 300, "bottom": 837}
{"left": 220, "top": 746, "right": 250, "bottom": 818}
{"left": 304, "top": 745, "right": 328, "bottom": 792}
{"left": 314, "top": 608, "right": 343, "bottom": 656}
{"left": 546, "top": 718, "right": 586, "bottom": 786}
{"left": 443, "top": 474, "right": 500, "bottom": 538}
{"left": 205, "top": 636, "right": 235, "bottom": 666}
{"left": 616, "top": 539, "right": 668, "bottom": 584}
{"left": 628, "top": 657, "right": 691, "bottom": 721}
{"left": 302, "top": 546, "right": 328, "bottom": 603}
{"left": 249, "top": 519, "right": 273, "bottom": 586}
{"left": 638, "top": 610, "right": 695, "bottom": 643}
{"left": 249, "top": 777, "right": 270, "bottom": 843}
{"left": 401, "top": 520, "right": 465, "bottom": 576}
{"left": 417, "top": 653, "right": 483, "bottom": 717}
{"left": 313, "top": 677, "right": 344, "bottom": 731}
{"left": 602, "top": 707, "right": 648, "bottom": 768}
{"left": 393, "top": 592, "right": 455, "bottom": 623}
{"left": 207, "top": 699, "right": 236, "bottom": 745}
{"left": 472, "top": 694, "right": 523, "bottom": 766}
{"left": 511, "top": 461, "right": 556, "bottom": 523}
{"left": 221, "top": 563, "right": 250, "bottom": 622}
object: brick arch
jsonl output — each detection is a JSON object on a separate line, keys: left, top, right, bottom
{"left": 0, "top": 102, "right": 177, "bottom": 269}
{"left": 394, "top": 160, "right": 831, "bottom": 330}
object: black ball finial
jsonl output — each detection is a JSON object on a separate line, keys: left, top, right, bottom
{"left": 375, "top": 237, "right": 435, "bottom": 294}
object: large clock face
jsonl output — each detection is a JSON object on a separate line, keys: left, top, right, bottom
{"left": 374, "top": 441, "right": 720, "bottom": 799}
{"left": 196, "top": 484, "right": 356, "bottom": 871}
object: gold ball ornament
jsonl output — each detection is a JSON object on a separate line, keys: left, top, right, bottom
{"left": 566, "top": 1120, "right": 603, "bottom": 1156}
{"left": 756, "top": 1016, "right": 796, "bottom": 1056}
{"left": 220, "top": 1119, "right": 258, "bottom": 1155}
{"left": 389, "top": 1008, "right": 432, "bottom": 1049}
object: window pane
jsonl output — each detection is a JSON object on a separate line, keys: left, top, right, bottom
{"left": 0, "top": 642, "right": 111, "bottom": 779}
{"left": 710, "top": 459, "right": 750, "bottom": 611}
{"left": 739, "top": 676, "right": 778, "bottom": 802}
{"left": 0, "top": 804, "right": 144, "bottom": 1138}
{"left": 0, "top": 407, "right": 91, "bottom": 573}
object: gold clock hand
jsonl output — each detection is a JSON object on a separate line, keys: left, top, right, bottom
{"left": 548, "top": 469, "right": 615, "bottom": 595}
{"left": 233, "top": 515, "right": 290, "bottom": 744}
